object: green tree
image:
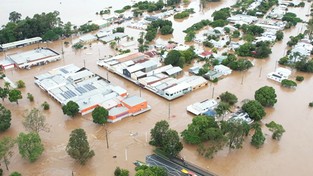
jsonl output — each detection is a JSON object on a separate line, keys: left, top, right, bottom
{"left": 0, "top": 87, "right": 9, "bottom": 101}
{"left": 9, "top": 11, "right": 21, "bottom": 23}
{"left": 221, "top": 119, "right": 250, "bottom": 150}
{"left": 23, "top": 108, "right": 49, "bottom": 133}
{"left": 254, "top": 86, "right": 277, "bottom": 107}
{"left": 242, "top": 100, "right": 266, "bottom": 121}
{"left": 160, "top": 25, "right": 174, "bottom": 35}
{"left": 17, "top": 132, "right": 44, "bottom": 162}
{"left": 114, "top": 167, "right": 129, "bottom": 176}
{"left": 149, "top": 120, "right": 169, "bottom": 147}
{"left": 92, "top": 106, "right": 108, "bottom": 125}
{"left": 212, "top": 8, "right": 231, "bottom": 21}
{"left": 0, "top": 104, "right": 11, "bottom": 132}
{"left": 9, "top": 172, "right": 21, "bottom": 176}
{"left": 281, "top": 79, "right": 297, "bottom": 88}
{"left": 41, "top": 101, "right": 50, "bottom": 110}
{"left": 27, "top": 93, "right": 34, "bottom": 102}
{"left": 16, "top": 80, "right": 25, "bottom": 89}
{"left": 275, "top": 30, "right": 284, "bottom": 41}
{"left": 164, "top": 50, "right": 185, "bottom": 68}
{"left": 181, "top": 116, "right": 221, "bottom": 144}
{"left": 265, "top": 121, "right": 285, "bottom": 140}
{"left": 62, "top": 101, "right": 79, "bottom": 117}
{"left": 66, "top": 128, "right": 95, "bottom": 165}
{"left": 0, "top": 137, "right": 15, "bottom": 171}
{"left": 8, "top": 89, "right": 22, "bottom": 104}
{"left": 215, "top": 102, "right": 230, "bottom": 117}
{"left": 251, "top": 128, "right": 265, "bottom": 148}
{"left": 135, "top": 165, "right": 167, "bottom": 176}
{"left": 162, "top": 129, "right": 183, "bottom": 157}
{"left": 219, "top": 91, "right": 238, "bottom": 105}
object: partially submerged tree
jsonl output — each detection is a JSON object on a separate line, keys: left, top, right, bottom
{"left": 161, "top": 129, "right": 183, "bottom": 157}
{"left": 9, "top": 172, "right": 22, "bottom": 176}
{"left": 254, "top": 86, "right": 277, "bottom": 107}
{"left": 135, "top": 165, "right": 167, "bottom": 176}
{"left": 66, "top": 128, "right": 95, "bottom": 165}
{"left": 221, "top": 119, "right": 250, "bottom": 150}
{"left": 0, "top": 104, "right": 11, "bottom": 132}
{"left": 16, "top": 80, "right": 25, "bottom": 89}
{"left": 0, "top": 137, "right": 15, "bottom": 171}
{"left": 41, "top": 101, "right": 50, "bottom": 110}
{"left": 92, "top": 106, "right": 108, "bottom": 125}
{"left": 251, "top": 128, "right": 265, "bottom": 148}
{"left": 62, "top": 101, "right": 79, "bottom": 117}
{"left": 0, "top": 87, "right": 9, "bottom": 101}
{"left": 17, "top": 132, "right": 44, "bottom": 162}
{"left": 242, "top": 100, "right": 266, "bottom": 121}
{"left": 23, "top": 108, "right": 49, "bottom": 133}
{"left": 266, "top": 121, "right": 285, "bottom": 140}
{"left": 149, "top": 120, "right": 169, "bottom": 147}
{"left": 8, "top": 89, "right": 22, "bottom": 104}
{"left": 219, "top": 91, "right": 238, "bottom": 106}
{"left": 114, "top": 167, "right": 129, "bottom": 176}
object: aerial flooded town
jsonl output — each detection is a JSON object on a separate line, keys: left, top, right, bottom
{"left": 0, "top": 0, "right": 313, "bottom": 175}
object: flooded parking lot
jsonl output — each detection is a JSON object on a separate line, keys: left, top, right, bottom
{"left": 1, "top": 0, "right": 313, "bottom": 175}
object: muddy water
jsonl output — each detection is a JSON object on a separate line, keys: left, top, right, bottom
{"left": 1, "top": 0, "right": 313, "bottom": 176}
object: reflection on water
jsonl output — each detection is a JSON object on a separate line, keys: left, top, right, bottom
{"left": 0, "top": 0, "right": 313, "bottom": 176}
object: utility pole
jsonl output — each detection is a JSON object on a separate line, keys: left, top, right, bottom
{"left": 168, "top": 101, "right": 171, "bottom": 120}
{"left": 241, "top": 71, "right": 244, "bottom": 85}
{"left": 105, "top": 128, "right": 109, "bottom": 149}
{"left": 211, "top": 87, "right": 215, "bottom": 98}
{"left": 259, "top": 66, "right": 262, "bottom": 78}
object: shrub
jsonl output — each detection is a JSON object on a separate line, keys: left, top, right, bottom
{"left": 42, "top": 101, "right": 50, "bottom": 110}
{"left": 296, "top": 76, "right": 304, "bottom": 81}
{"left": 16, "top": 80, "right": 25, "bottom": 88}
{"left": 27, "top": 93, "right": 34, "bottom": 102}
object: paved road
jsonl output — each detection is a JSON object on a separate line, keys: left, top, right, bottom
{"left": 146, "top": 154, "right": 217, "bottom": 176}
{"left": 146, "top": 154, "right": 184, "bottom": 176}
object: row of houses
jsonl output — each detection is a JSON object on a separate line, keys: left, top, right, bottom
{"left": 0, "top": 47, "right": 61, "bottom": 70}
{"left": 98, "top": 52, "right": 209, "bottom": 100}
{"left": 35, "top": 64, "right": 150, "bottom": 122}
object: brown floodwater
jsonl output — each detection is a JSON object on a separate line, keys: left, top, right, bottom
{"left": 1, "top": 0, "right": 313, "bottom": 176}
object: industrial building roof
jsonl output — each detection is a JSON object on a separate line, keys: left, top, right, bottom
{"left": 163, "top": 66, "right": 182, "bottom": 76}
{"left": 122, "top": 96, "right": 146, "bottom": 107}
{"left": 0, "top": 37, "right": 42, "bottom": 50}
{"left": 7, "top": 48, "right": 59, "bottom": 65}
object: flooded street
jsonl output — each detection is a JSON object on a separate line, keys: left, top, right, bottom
{"left": 1, "top": 0, "right": 313, "bottom": 176}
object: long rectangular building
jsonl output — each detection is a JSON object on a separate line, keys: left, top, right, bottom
{"left": 0, "top": 37, "right": 42, "bottom": 51}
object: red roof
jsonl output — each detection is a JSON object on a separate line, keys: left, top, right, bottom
{"left": 201, "top": 51, "right": 213, "bottom": 57}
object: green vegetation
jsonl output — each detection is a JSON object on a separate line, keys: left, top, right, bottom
{"left": 309, "top": 102, "right": 313, "bottom": 107}
{"left": 212, "top": 8, "right": 231, "bottom": 21}
{"left": 135, "top": 165, "right": 167, "bottom": 176}
{"left": 221, "top": 54, "right": 253, "bottom": 71}
{"left": 149, "top": 120, "right": 183, "bottom": 157}
{"left": 232, "top": 30, "right": 240, "bottom": 38}
{"left": 281, "top": 79, "right": 297, "bottom": 88}
{"left": 16, "top": 80, "right": 25, "bottom": 88}
{"left": 92, "top": 106, "right": 108, "bottom": 125}
{"left": 0, "top": 137, "right": 15, "bottom": 171}
{"left": 66, "top": 128, "right": 95, "bottom": 165}
{"left": 114, "top": 167, "right": 129, "bottom": 176}
{"left": 113, "top": 27, "right": 125, "bottom": 33}
{"left": 72, "top": 43, "right": 84, "bottom": 49}
{"left": 255, "top": 86, "right": 277, "bottom": 107}
{"left": 287, "top": 33, "right": 304, "bottom": 47}
{"left": 236, "top": 41, "right": 272, "bottom": 58}
{"left": 219, "top": 91, "right": 238, "bottom": 106}
{"left": 0, "top": 87, "right": 9, "bottom": 101}
{"left": 241, "top": 24, "right": 264, "bottom": 36}
{"left": 265, "top": 121, "right": 285, "bottom": 140}
{"left": 242, "top": 100, "right": 266, "bottom": 121}
{"left": 23, "top": 108, "right": 49, "bottom": 133}
{"left": 174, "top": 8, "right": 194, "bottom": 19}
{"left": 251, "top": 127, "right": 265, "bottom": 148}
{"left": 27, "top": 93, "right": 34, "bottom": 102}
{"left": 8, "top": 89, "right": 22, "bottom": 104}
{"left": 184, "top": 20, "right": 211, "bottom": 33}
{"left": 296, "top": 76, "right": 304, "bottom": 81}
{"left": 246, "top": 0, "right": 278, "bottom": 17}
{"left": 0, "top": 104, "right": 11, "bottom": 132}
{"left": 114, "top": 5, "right": 132, "bottom": 13}
{"left": 62, "top": 101, "right": 80, "bottom": 117}
{"left": 275, "top": 30, "right": 284, "bottom": 41}
{"left": 145, "top": 19, "right": 173, "bottom": 42}
{"left": 0, "top": 11, "right": 75, "bottom": 43}
{"left": 17, "top": 132, "right": 44, "bottom": 162}
{"left": 78, "top": 23, "right": 99, "bottom": 34}
{"left": 41, "top": 101, "right": 50, "bottom": 110}
{"left": 164, "top": 47, "right": 196, "bottom": 67}
{"left": 282, "top": 12, "right": 302, "bottom": 26}
{"left": 9, "top": 172, "right": 21, "bottom": 176}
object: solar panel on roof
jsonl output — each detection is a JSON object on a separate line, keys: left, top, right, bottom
{"left": 60, "top": 68, "right": 69, "bottom": 74}
{"left": 76, "top": 86, "right": 87, "bottom": 94}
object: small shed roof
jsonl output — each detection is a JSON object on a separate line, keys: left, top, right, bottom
{"left": 122, "top": 96, "right": 146, "bottom": 107}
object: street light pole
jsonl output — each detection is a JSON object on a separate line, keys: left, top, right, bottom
{"left": 105, "top": 128, "right": 109, "bottom": 149}
{"left": 168, "top": 101, "right": 171, "bottom": 120}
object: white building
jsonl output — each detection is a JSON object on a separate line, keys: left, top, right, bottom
{"left": 187, "top": 99, "right": 218, "bottom": 115}
{"left": 163, "top": 82, "right": 192, "bottom": 100}
{"left": 267, "top": 67, "right": 291, "bottom": 82}
{"left": 214, "top": 65, "right": 232, "bottom": 75}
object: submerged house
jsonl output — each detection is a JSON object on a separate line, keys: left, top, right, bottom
{"left": 267, "top": 67, "right": 291, "bottom": 83}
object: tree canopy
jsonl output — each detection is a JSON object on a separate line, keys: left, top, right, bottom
{"left": 254, "top": 86, "right": 277, "bottom": 107}
{"left": 92, "top": 106, "right": 108, "bottom": 125}
{"left": 251, "top": 128, "right": 265, "bottom": 148}
{"left": 135, "top": 165, "right": 167, "bottom": 176}
{"left": 8, "top": 89, "right": 22, "bottom": 104}
{"left": 17, "top": 132, "right": 44, "bottom": 162}
{"left": 23, "top": 108, "right": 49, "bottom": 133}
{"left": 114, "top": 167, "right": 129, "bottom": 176}
{"left": 62, "top": 101, "right": 80, "bottom": 117}
{"left": 219, "top": 91, "right": 238, "bottom": 106}
{"left": 149, "top": 120, "right": 183, "bottom": 157}
{"left": 266, "top": 121, "right": 285, "bottom": 140}
{"left": 0, "top": 137, "right": 15, "bottom": 171}
{"left": 0, "top": 87, "right": 9, "bottom": 101}
{"left": 242, "top": 100, "right": 266, "bottom": 121}
{"left": 66, "top": 128, "right": 95, "bottom": 165}
{"left": 221, "top": 119, "right": 250, "bottom": 150}
{"left": 0, "top": 104, "right": 11, "bottom": 132}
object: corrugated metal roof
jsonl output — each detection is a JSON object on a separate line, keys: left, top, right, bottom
{"left": 122, "top": 96, "right": 146, "bottom": 107}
